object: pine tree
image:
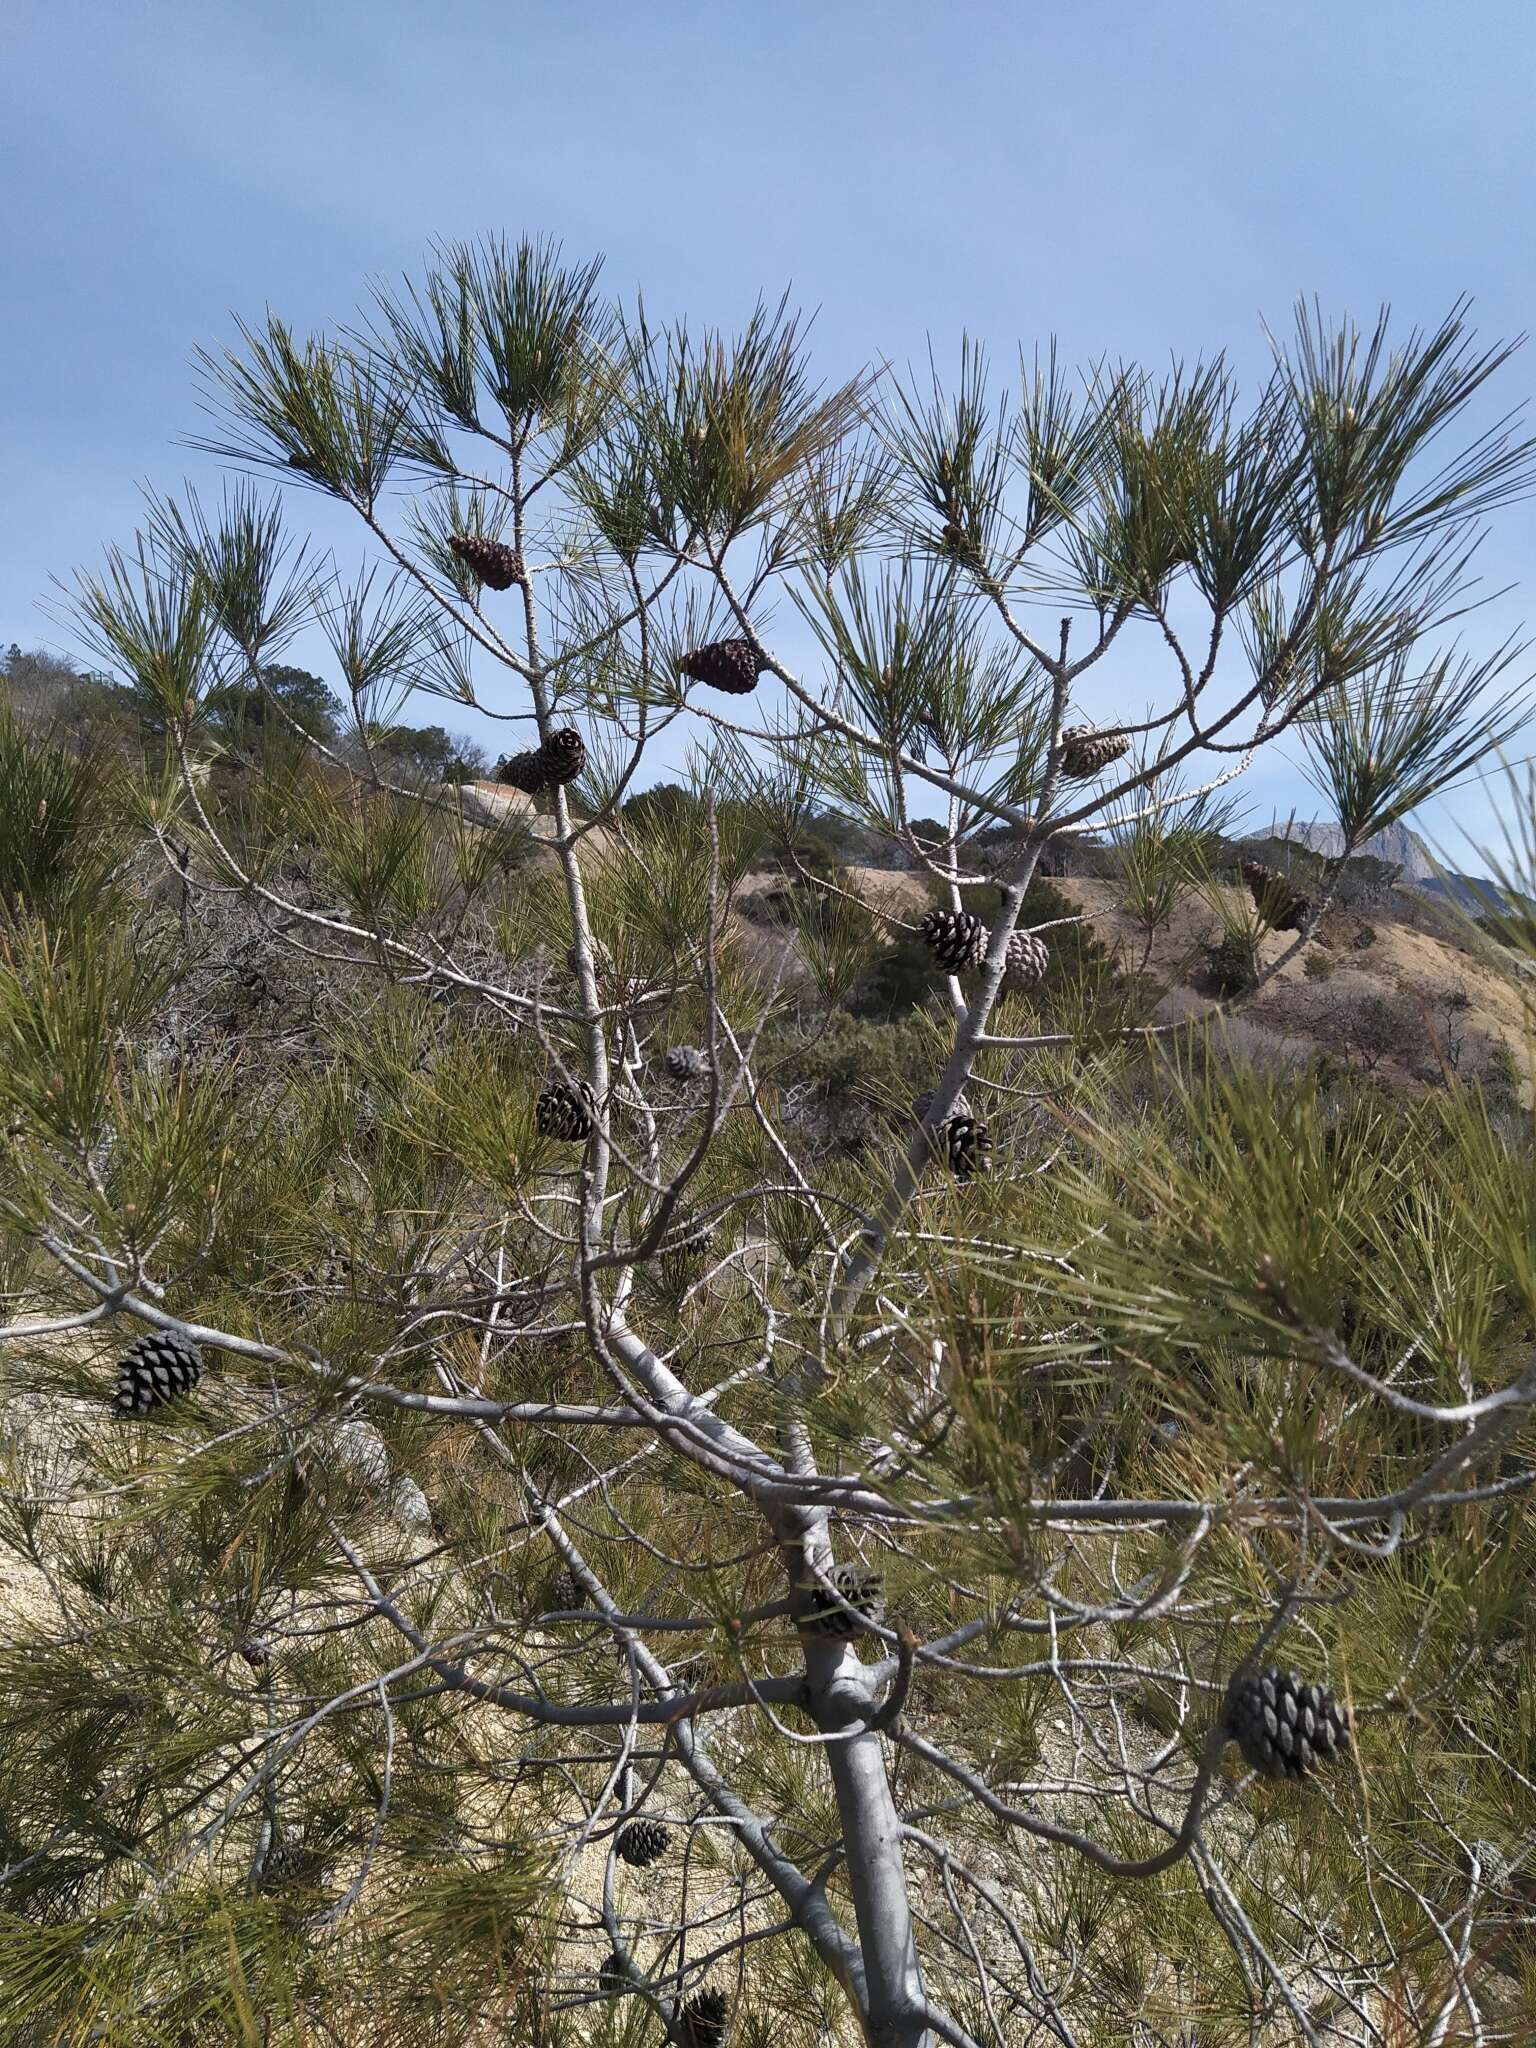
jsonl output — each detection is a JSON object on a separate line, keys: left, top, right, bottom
{"left": 2, "top": 246, "right": 1534, "bottom": 2047}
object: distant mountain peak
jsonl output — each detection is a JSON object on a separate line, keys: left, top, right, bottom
{"left": 1261, "top": 818, "right": 1435, "bottom": 884}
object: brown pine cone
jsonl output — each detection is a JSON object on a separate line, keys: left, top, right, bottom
{"left": 448, "top": 532, "right": 524, "bottom": 591}
{"left": 678, "top": 638, "right": 766, "bottom": 695}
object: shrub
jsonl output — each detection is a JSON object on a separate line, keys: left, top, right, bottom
{"left": 1202, "top": 929, "right": 1260, "bottom": 997}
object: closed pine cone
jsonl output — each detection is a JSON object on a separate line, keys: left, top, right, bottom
{"left": 1240, "top": 859, "right": 1310, "bottom": 932}
{"left": 944, "top": 1116, "right": 992, "bottom": 1182}
{"left": 616, "top": 1818, "right": 668, "bottom": 1868}
{"left": 545, "top": 1564, "right": 589, "bottom": 1612}
{"left": 919, "top": 907, "right": 988, "bottom": 972}
{"left": 114, "top": 1331, "right": 204, "bottom": 1416}
{"left": 678, "top": 638, "right": 766, "bottom": 695}
{"left": 1004, "top": 929, "right": 1050, "bottom": 985}
{"left": 496, "top": 746, "right": 553, "bottom": 795}
{"left": 1058, "top": 724, "right": 1130, "bottom": 778}
{"left": 804, "top": 1562, "right": 887, "bottom": 1638}
{"left": 665, "top": 1045, "right": 710, "bottom": 1082}
{"left": 448, "top": 532, "right": 524, "bottom": 591}
{"left": 536, "top": 1080, "right": 596, "bottom": 1141}
{"left": 257, "top": 1841, "right": 326, "bottom": 1893}
{"left": 1223, "top": 1666, "right": 1350, "bottom": 1781}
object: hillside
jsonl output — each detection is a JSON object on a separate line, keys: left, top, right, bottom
{"left": 1055, "top": 875, "right": 1532, "bottom": 1092}
{"left": 740, "top": 853, "right": 1533, "bottom": 1101}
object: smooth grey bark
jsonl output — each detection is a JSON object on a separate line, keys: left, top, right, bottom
{"left": 813, "top": 1653, "right": 934, "bottom": 2048}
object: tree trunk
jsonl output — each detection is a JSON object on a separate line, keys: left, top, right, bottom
{"left": 822, "top": 1693, "right": 933, "bottom": 2048}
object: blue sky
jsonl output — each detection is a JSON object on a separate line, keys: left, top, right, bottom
{"left": 5, "top": 0, "right": 1534, "bottom": 857}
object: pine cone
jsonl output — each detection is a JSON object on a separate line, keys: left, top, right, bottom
{"left": 1223, "top": 1667, "right": 1351, "bottom": 1781}
{"left": 1004, "top": 930, "right": 1050, "bottom": 986}
{"left": 912, "top": 1087, "right": 973, "bottom": 1124}
{"left": 805, "top": 1563, "right": 887, "bottom": 1638}
{"left": 1240, "top": 859, "right": 1310, "bottom": 933}
{"left": 235, "top": 1636, "right": 272, "bottom": 1673}
{"left": 545, "top": 1564, "right": 589, "bottom": 1613}
{"left": 616, "top": 1818, "right": 669, "bottom": 1868}
{"left": 919, "top": 907, "right": 988, "bottom": 973}
{"left": 1058, "top": 724, "right": 1130, "bottom": 779}
{"left": 496, "top": 746, "right": 553, "bottom": 795}
{"left": 448, "top": 532, "right": 524, "bottom": 591}
{"left": 536, "top": 1081, "right": 596, "bottom": 1141}
{"left": 665, "top": 1045, "right": 710, "bottom": 1083}
{"left": 678, "top": 1988, "right": 729, "bottom": 2048}
{"left": 114, "top": 1330, "right": 203, "bottom": 1416}
{"left": 598, "top": 1949, "right": 630, "bottom": 1993}
{"left": 944, "top": 1116, "right": 992, "bottom": 1182}
{"left": 257, "top": 1841, "right": 326, "bottom": 1893}
{"left": 541, "top": 726, "right": 586, "bottom": 785}
{"left": 678, "top": 638, "right": 766, "bottom": 695}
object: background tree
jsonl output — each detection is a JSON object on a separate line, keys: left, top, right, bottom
{"left": 360, "top": 720, "right": 488, "bottom": 784}
{"left": 3, "top": 241, "right": 1536, "bottom": 2048}
{"left": 203, "top": 662, "right": 344, "bottom": 746}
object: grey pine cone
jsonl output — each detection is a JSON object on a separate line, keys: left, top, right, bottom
{"left": 545, "top": 1565, "right": 589, "bottom": 1613}
{"left": 540, "top": 726, "right": 586, "bottom": 785}
{"left": 1004, "top": 929, "right": 1050, "bottom": 986}
{"left": 257, "top": 1841, "right": 326, "bottom": 1893}
{"left": 114, "top": 1330, "right": 203, "bottom": 1416}
{"left": 1223, "top": 1666, "right": 1351, "bottom": 1781}
{"left": 805, "top": 1562, "right": 887, "bottom": 1638}
{"left": 1058, "top": 724, "right": 1130, "bottom": 779}
{"left": 665, "top": 1045, "right": 710, "bottom": 1083}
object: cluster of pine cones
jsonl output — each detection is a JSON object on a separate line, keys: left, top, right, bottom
{"left": 918, "top": 910, "right": 1049, "bottom": 987}
{"left": 448, "top": 532, "right": 524, "bottom": 591}
{"left": 496, "top": 726, "right": 586, "bottom": 795}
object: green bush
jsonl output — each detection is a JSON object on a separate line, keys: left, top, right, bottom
{"left": 1202, "top": 929, "right": 1259, "bottom": 997}
{"left": 0, "top": 700, "right": 120, "bottom": 921}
